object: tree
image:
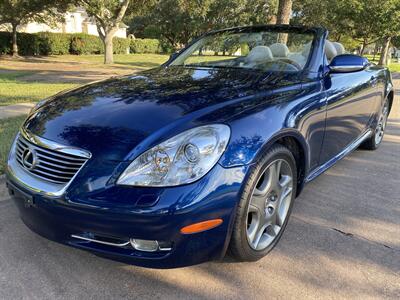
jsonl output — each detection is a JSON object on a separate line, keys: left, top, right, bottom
{"left": 293, "top": 0, "right": 400, "bottom": 63}
{"left": 292, "top": 0, "right": 351, "bottom": 41}
{"left": 276, "top": 0, "right": 292, "bottom": 24}
{"left": 0, "top": 0, "right": 69, "bottom": 56}
{"left": 374, "top": 0, "right": 400, "bottom": 65}
{"left": 142, "top": 0, "right": 213, "bottom": 49}
{"left": 128, "top": 0, "right": 278, "bottom": 50}
{"left": 275, "top": 0, "right": 292, "bottom": 43}
{"left": 78, "top": 0, "right": 131, "bottom": 64}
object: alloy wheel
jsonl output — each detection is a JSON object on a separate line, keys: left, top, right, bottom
{"left": 246, "top": 159, "right": 294, "bottom": 251}
{"left": 375, "top": 99, "right": 389, "bottom": 145}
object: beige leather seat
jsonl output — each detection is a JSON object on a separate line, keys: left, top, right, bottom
{"left": 245, "top": 46, "right": 273, "bottom": 67}
{"left": 286, "top": 42, "right": 311, "bottom": 68}
{"left": 325, "top": 40, "right": 338, "bottom": 62}
{"left": 333, "top": 42, "right": 345, "bottom": 55}
{"left": 269, "top": 43, "right": 290, "bottom": 58}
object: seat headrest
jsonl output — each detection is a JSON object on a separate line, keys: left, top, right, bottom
{"left": 270, "top": 43, "right": 290, "bottom": 58}
{"left": 325, "top": 41, "right": 337, "bottom": 61}
{"left": 246, "top": 46, "right": 273, "bottom": 63}
{"left": 332, "top": 42, "right": 345, "bottom": 55}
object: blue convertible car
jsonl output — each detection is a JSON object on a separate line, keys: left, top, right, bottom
{"left": 6, "top": 25, "right": 393, "bottom": 268}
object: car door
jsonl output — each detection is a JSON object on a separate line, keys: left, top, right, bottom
{"left": 319, "top": 66, "right": 378, "bottom": 164}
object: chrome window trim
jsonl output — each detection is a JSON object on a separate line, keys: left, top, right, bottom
{"left": 6, "top": 130, "right": 91, "bottom": 198}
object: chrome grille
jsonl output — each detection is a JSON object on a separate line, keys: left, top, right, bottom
{"left": 15, "top": 136, "right": 88, "bottom": 184}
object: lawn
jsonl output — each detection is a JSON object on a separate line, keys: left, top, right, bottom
{"left": 0, "top": 71, "right": 78, "bottom": 106}
{"left": 0, "top": 115, "right": 26, "bottom": 174}
{"left": 364, "top": 54, "right": 400, "bottom": 72}
{"left": 50, "top": 54, "right": 170, "bottom": 69}
{"left": 0, "top": 54, "right": 170, "bottom": 106}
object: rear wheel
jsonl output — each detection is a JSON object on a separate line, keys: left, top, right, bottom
{"left": 229, "top": 144, "right": 297, "bottom": 261}
{"left": 362, "top": 97, "right": 390, "bottom": 150}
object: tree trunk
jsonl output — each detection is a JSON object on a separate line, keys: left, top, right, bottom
{"left": 379, "top": 36, "right": 392, "bottom": 66}
{"left": 276, "top": 0, "right": 293, "bottom": 24}
{"left": 104, "top": 36, "right": 114, "bottom": 64}
{"left": 276, "top": 0, "right": 292, "bottom": 44}
{"left": 93, "top": 0, "right": 130, "bottom": 65}
{"left": 11, "top": 23, "right": 19, "bottom": 57}
{"left": 268, "top": 15, "right": 277, "bottom": 25}
{"left": 373, "top": 42, "right": 379, "bottom": 61}
{"left": 360, "top": 40, "right": 367, "bottom": 55}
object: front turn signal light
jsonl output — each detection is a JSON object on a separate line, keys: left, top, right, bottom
{"left": 180, "top": 219, "right": 223, "bottom": 234}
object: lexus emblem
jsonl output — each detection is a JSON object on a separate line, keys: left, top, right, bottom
{"left": 22, "top": 149, "right": 37, "bottom": 170}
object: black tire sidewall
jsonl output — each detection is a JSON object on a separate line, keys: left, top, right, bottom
{"left": 229, "top": 145, "right": 297, "bottom": 261}
{"left": 361, "top": 97, "right": 389, "bottom": 150}
{"left": 375, "top": 98, "right": 390, "bottom": 147}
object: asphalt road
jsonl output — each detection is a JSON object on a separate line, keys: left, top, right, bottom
{"left": 0, "top": 85, "right": 399, "bottom": 299}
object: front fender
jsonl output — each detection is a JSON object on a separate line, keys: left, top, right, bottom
{"left": 219, "top": 124, "right": 310, "bottom": 171}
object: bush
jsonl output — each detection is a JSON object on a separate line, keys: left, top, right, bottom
{"left": 0, "top": 32, "right": 11, "bottom": 54}
{"left": 130, "top": 38, "right": 160, "bottom": 54}
{"left": 0, "top": 31, "right": 65, "bottom": 55}
{"left": 114, "top": 37, "right": 130, "bottom": 54}
{"left": 70, "top": 33, "right": 103, "bottom": 55}
{"left": 0, "top": 31, "right": 161, "bottom": 56}
{"left": 37, "top": 32, "right": 71, "bottom": 55}
{"left": 0, "top": 32, "right": 40, "bottom": 55}
{"left": 18, "top": 33, "right": 41, "bottom": 55}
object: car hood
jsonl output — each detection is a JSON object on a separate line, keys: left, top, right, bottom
{"left": 24, "top": 66, "right": 301, "bottom": 161}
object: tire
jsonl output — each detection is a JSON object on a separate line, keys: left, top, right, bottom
{"left": 361, "top": 97, "right": 390, "bottom": 150}
{"left": 229, "top": 144, "right": 297, "bottom": 261}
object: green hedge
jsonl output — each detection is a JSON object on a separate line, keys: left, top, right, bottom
{"left": 70, "top": 33, "right": 103, "bottom": 55}
{"left": 0, "top": 32, "right": 12, "bottom": 54}
{"left": 38, "top": 32, "right": 71, "bottom": 55}
{"left": 114, "top": 37, "right": 131, "bottom": 54}
{"left": 130, "top": 38, "right": 160, "bottom": 54}
{"left": 0, "top": 31, "right": 135, "bottom": 56}
{"left": 0, "top": 32, "right": 40, "bottom": 55}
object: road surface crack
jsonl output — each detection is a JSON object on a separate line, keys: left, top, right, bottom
{"left": 331, "top": 227, "right": 398, "bottom": 251}
{"left": 293, "top": 215, "right": 400, "bottom": 253}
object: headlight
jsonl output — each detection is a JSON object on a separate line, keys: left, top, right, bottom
{"left": 117, "top": 124, "right": 231, "bottom": 187}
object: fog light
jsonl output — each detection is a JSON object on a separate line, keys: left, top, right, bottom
{"left": 130, "top": 239, "right": 159, "bottom": 252}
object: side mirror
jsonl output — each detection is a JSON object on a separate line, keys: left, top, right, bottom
{"left": 329, "top": 54, "right": 369, "bottom": 73}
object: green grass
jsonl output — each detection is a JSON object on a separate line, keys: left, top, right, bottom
{"left": 0, "top": 71, "right": 77, "bottom": 106}
{"left": 364, "top": 54, "right": 400, "bottom": 72}
{"left": 388, "top": 63, "right": 400, "bottom": 72}
{"left": 52, "top": 54, "right": 170, "bottom": 69}
{"left": 0, "top": 54, "right": 170, "bottom": 106}
{"left": 0, "top": 115, "right": 26, "bottom": 174}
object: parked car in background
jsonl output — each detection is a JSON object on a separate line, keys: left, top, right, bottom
{"left": 6, "top": 25, "right": 393, "bottom": 268}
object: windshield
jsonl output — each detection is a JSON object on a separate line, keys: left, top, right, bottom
{"left": 171, "top": 29, "right": 315, "bottom": 72}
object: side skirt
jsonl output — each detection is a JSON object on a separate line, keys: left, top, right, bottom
{"left": 305, "top": 129, "right": 372, "bottom": 183}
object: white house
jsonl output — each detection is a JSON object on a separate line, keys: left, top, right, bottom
{"left": 0, "top": 8, "right": 128, "bottom": 38}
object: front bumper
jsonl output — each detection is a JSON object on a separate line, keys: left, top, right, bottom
{"left": 6, "top": 164, "right": 248, "bottom": 268}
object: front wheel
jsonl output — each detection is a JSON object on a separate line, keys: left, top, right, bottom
{"left": 361, "top": 97, "right": 390, "bottom": 150}
{"left": 229, "top": 144, "right": 297, "bottom": 261}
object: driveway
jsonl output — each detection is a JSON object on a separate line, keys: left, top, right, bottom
{"left": 0, "top": 84, "right": 399, "bottom": 299}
